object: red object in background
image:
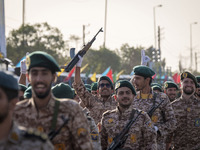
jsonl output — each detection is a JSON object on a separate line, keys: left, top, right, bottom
{"left": 63, "top": 67, "right": 75, "bottom": 82}
{"left": 173, "top": 73, "right": 180, "bottom": 84}
{"left": 106, "top": 69, "right": 113, "bottom": 82}
{"left": 152, "top": 73, "right": 156, "bottom": 79}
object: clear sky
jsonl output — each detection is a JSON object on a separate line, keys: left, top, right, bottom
{"left": 4, "top": 0, "right": 200, "bottom": 72}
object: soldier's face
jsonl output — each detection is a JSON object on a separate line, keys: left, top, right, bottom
{"left": 166, "top": 87, "right": 177, "bottom": 101}
{"left": 0, "top": 88, "right": 10, "bottom": 123}
{"left": 98, "top": 80, "right": 113, "bottom": 97}
{"left": 116, "top": 87, "right": 134, "bottom": 108}
{"left": 28, "top": 67, "right": 56, "bottom": 99}
{"left": 181, "top": 78, "right": 196, "bottom": 95}
{"left": 131, "top": 75, "right": 147, "bottom": 91}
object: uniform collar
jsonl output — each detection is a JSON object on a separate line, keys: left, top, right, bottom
{"left": 136, "top": 90, "right": 153, "bottom": 100}
{"left": 116, "top": 104, "right": 134, "bottom": 117}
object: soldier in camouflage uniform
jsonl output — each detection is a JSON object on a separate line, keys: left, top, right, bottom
{"left": 164, "top": 81, "right": 179, "bottom": 102}
{"left": 13, "top": 51, "right": 93, "bottom": 150}
{"left": 166, "top": 71, "right": 200, "bottom": 149}
{"left": 73, "top": 56, "right": 117, "bottom": 124}
{"left": 0, "top": 71, "right": 53, "bottom": 150}
{"left": 100, "top": 80, "right": 157, "bottom": 150}
{"left": 52, "top": 82, "right": 102, "bottom": 150}
{"left": 130, "top": 65, "right": 176, "bottom": 150}
{"left": 195, "top": 76, "right": 200, "bottom": 100}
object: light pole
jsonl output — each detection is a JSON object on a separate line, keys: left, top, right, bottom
{"left": 153, "top": 4, "right": 162, "bottom": 50}
{"left": 190, "top": 22, "right": 198, "bottom": 69}
{"left": 103, "top": 0, "right": 107, "bottom": 48}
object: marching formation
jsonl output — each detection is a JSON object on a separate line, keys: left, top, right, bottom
{"left": 1, "top": 50, "right": 200, "bottom": 150}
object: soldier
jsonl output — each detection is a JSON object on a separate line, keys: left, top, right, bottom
{"left": 0, "top": 71, "right": 54, "bottom": 150}
{"left": 195, "top": 76, "right": 200, "bottom": 99}
{"left": 164, "top": 81, "right": 179, "bottom": 102}
{"left": 152, "top": 85, "right": 163, "bottom": 93}
{"left": 91, "top": 82, "right": 98, "bottom": 96}
{"left": 13, "top": 51, "right": 93, "bottom": 150}
{"left": 52, "top": 83, "right": 102, "bottom": 150}
{"left": 73, "top": 56, "right": 117, "bottom": 124}
{"left": 18, "top": 83, "right": 27, "bottom": 100}
{"left": 130, "top": 65, "right": 176, "bottom": 150}
{"left": 100, "top": 80, "right": 157, "bottom": 150}
{"left": 166, "top": 71, "right": 200, "bottom": 149}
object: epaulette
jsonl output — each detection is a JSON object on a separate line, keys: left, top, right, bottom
{"left": 22, "top": 128, "right": 48, "bottom": 142}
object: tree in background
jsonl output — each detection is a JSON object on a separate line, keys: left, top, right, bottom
{"left": 7, "top": 22, "right": 69, "bottom": 65}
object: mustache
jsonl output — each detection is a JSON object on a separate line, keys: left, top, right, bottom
{"left": 122, "top": 97, "right": 130, "bottom": 101}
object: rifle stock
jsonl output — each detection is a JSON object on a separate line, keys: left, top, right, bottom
{"left": 65, "top": 28, "right": 103, "bottom": 72}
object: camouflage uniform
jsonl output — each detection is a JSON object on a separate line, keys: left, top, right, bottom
{"left": 100, "top": 105, "right": 157, "bottom": 150}
{"left": 133, "top": 91, "right": 176, "bottom": 150}
{"left": 169, "top": 95, "right": 200, "bottom": 149}
{"left": 83, "top": 108, "right": 102, "bottom": 150}
{"left": 0, "top": 122, "right": 54, "bottom": 150}
{"left": 13, "top": 95, "right": 93, "bottom": 150}
{"left": 73, "top": 80, "right": 117, "bottom": 124}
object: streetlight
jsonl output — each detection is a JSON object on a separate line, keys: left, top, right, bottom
{"left": 153, "top": 4, "right": 162, "bottom": 50}
{"left": 190, "top": 22, "right": 198, "bottom": 69}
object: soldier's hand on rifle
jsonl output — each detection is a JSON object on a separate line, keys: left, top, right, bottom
{"left": 76, "top": 55, "right": 83, "bottom": 67}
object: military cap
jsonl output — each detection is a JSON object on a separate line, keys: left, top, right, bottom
{"left": 196, "top": 76, "right": 200, "bottom": 83}
{"left": 181, "top": 71, "right": 198, "bottom": 87}
{"left": 151, "top": 83, "right": 162, "bottom": 88}
{"left": 26, "top": 51, "right": 60, "bottom": 72}
{"left": 115, "top": 80, "right": 136, "bottom": 95}
{"left": 152, "top": 85, "right": 163, "bottom": 92}
{"left": 133, "top": 65, "right": 155, "bottom": 78}
{"left": 97, "top": 76, "right": 113, "bottom": 89}
{"left": 24, "top": 86, "right": 32, "bottom": 99}
{"left": 19, "top": 84, "right": 27, "bottom": 92}
{"left": 91, "top": 82, "right": 98, "bottom": 91}
{"left": 164, "top": 81, "right": 178, "bottom": 90}
{"left": 84, "top": 84, "right": 91, "bottom": 90}
{"left": 52, "top": 83, "right": 74, "bottom": 99}
{"left": 0, "top": 71, "right": 19, "bottom": 90}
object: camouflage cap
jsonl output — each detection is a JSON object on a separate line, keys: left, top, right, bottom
{"left": 152, "top": 85, "right": 163, "bottom": 92}
{"left": 0, "top": 71, "right": 19, "bottom": 90}
{"left": 91, "top": 82, "right": 98, "bottom": 91}
{"left": 115, "top": 80, "right": 136, "bottom": 95}
{"left": 97, "top": 76, "right": 113, "bottom": 89}
{"left": 133, "top": 65, "right": 155, "bottom": 78}
{"left": 196, "top": 76, "right": 200, "bottom": 83}
{"left": 164, "top": 81, "right": 178, "bottom": 90}
{"left": 24, "top": 86, "right": 32, "bottom": 99}
{"left": 19, "top": 84, "right": 27, "bottom": 92}
{"left": 26, "top": 51, "right": 61, "bottom": 72}
{"left": 181, "top": 71, "right": 198, "bottom": 87}
{"left": 52, "top": 83, "right": 74, "bottom": 99}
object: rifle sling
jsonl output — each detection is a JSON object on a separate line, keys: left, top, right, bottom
{"left": 50, "top": 100, "right": 60, "bottom": 131}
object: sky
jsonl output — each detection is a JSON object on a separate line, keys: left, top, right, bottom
{"left": 4, "top": 0, "right": 200, "bottom": 72}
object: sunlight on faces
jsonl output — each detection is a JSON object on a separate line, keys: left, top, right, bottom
{"left": 27, "top": 67, "right": 56, "bottom": 99}
{"left": 131, "top": 75, "right": 149, "bottom": 91}
{"left": 166, "top": 87, "right": 177, "bottom": 101}
{"left": 181, "top": 78, "right": 196, "bottom": 95}
{"left": 98, "top": 80, "right": 113, "bottom": 97}
{"left": 116, "top": 87, "right": 134, "bottom": 109}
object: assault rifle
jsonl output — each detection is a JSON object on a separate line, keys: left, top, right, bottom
{"left": 147, "top": 99, "right": 165, "bottom": 118}
{"left": 65, "top": 28, "right": 103, "bottom": 72}
{"left": 48, "top": 116, "right": 69, "bottom": 141}
{"left": 107, "top": 111, "right": 142, "bottom": 150}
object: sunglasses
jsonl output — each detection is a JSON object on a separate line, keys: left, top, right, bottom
{"left": 99, "top": 83, "right": 111, "bottom": 88}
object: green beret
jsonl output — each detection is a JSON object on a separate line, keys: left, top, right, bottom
{"left": 133, "top": 65, "right": 155, "bottom": 78}
{"left": 181, "top": 71, "right": 198, "bottom": 87}
{"left": 91, "top": 82, "right": 98, "bottom": 91}
{"left": 84, "top": 84, "right": 91, "bottom": 89}
{"left": 115, "top": 80, "right": 136, "bottom": 95}
{"left": 152, "top": 85, "right": 163, "bottom": 92}
{"left": 97, "top": 76, "right": 113, "bottom": 89}
{"left": 164, "top": 81, "right": 178, "bottom": 90}
{"left": 151, "top": 83, "right": 162, "bottom": 88}
{"left": 24, "top": 86, "right": 32, "bottom": 99}
{"left": 196, "top": 76, "right": 200, "bottom": 83}
{"left": 52, "top": 83, "right": 74, "bottom": 99}
{"left": 26, "top": 51, "right": 60, "bottom": 72}
{"left": 19, "top": 84, "right": 27, "bottom": 92}
{"left": 0, "top": 71, "right": 19, "bottom": 90}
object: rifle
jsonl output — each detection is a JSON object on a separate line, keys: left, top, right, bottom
{"left": 147, "top": 99, "right": 165, "bottom": 118}
{"left": 107, "top": 110, "right": 142, "bottom": 150}
{"left": 48, "top": 116, "right": 69, "bottom": 141}
{"left": 65, "top": 28, "right": 103, "bottom": 72}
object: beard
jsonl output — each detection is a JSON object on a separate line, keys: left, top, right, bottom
{"left": 183, "top": 87, "right": 194, "bottom": 95}
{"left": 0, "top": 104, "right": 9, "bottom": 123}
{"left": 33, "top": 85, "right": 51, "bottom": 99}
{"left": 118, "top": 97, "right": 132, "bottom": 109}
